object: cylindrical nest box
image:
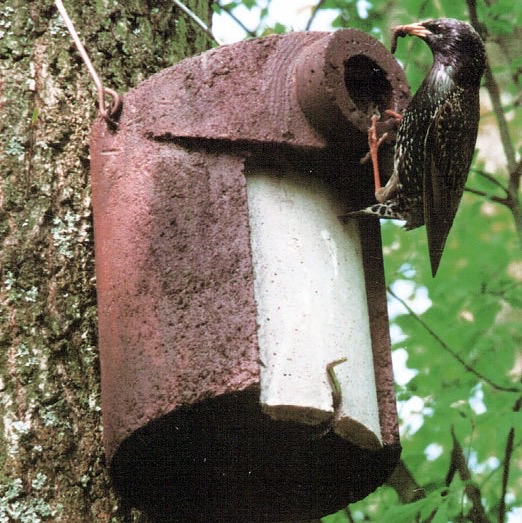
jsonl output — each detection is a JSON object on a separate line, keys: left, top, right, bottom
{"left": 90, "top": 29, "right": 410, "bottom": 522}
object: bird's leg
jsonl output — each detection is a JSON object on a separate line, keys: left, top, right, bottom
{"left": 371, "top": 110, "right": 402, "bottom": 203}
{"left": 366, "top": 114, "right": 388, "bottom": 193}
{"left": 360, "top": 111, "right": 402, "bottom": 202}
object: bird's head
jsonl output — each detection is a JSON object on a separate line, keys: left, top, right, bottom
{"left": 391, "top": 18, "right": 486, "bottom": 86}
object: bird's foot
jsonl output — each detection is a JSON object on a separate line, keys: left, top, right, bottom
{"left": 384, "top": 109, "right": 403, "bottom": 122}
{"left": 360, "top": 111, "right": 400, "bottom": 164}
{"left": 342, "top": 201, "right": 406, "bottom": 222}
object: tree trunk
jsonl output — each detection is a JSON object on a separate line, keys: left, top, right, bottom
{"left": 0, "top": 1, "right": 211, "bottom": 521}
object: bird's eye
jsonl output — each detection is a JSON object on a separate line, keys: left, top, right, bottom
{"left": 428, "top": 23, "right": 442, "bottom": 33}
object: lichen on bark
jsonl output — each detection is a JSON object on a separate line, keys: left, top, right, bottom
{"left": 0, "top": 1, "right": 212, "bottom": 520}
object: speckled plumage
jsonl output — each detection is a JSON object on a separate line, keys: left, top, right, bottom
{"left": 359, "top": 19, "right": 486, "bottom": 276}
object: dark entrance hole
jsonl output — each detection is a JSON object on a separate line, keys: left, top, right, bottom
{"left": 344, "top": 55, "right": 393, "bottom": 115}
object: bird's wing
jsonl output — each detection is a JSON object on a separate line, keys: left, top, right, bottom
{"left": 423, "top": 93, "right": 478, "bottom": 276}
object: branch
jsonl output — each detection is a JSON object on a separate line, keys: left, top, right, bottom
{"left": 466, "top": 0, "right": 522, "bottom": 246}
{"left": 215, "top": 1, "right": 258, "bottom": 38}
{"left": 498, "top": 428, "right": 515, "bottom": 523}
{"left": 386, "top": 286, "right": 521, "bottom": 394}
{"left": 464, "top": 187, "right": 510, "bottom": 207}
{"left": 386, "top": 459, "right": 425, "bottom": 503}
{"left": 482, "top": 62, "right": 522, "bottom": 245}
{"left": 483, "top": 66, "right": 517, "bottom": 173}
{"left": 449, "top": 427, "right": 490, "bottom": 523}
{"left": 472, "top": 168, "right": 510, "bottom": 194}
{"left": 467, "top": 168, "right": 511, "bottom": 208}
{"left": 466, "top": 0, "right": 516, "bottom": 173}
{"left": 498, "top": 396, "right": 522, "bottom": 523}
{"left": 342, "top": 506, "right": 356, "bottom": 523}
{"left": 305, "top": 0, "right": 326, "bottom": 31}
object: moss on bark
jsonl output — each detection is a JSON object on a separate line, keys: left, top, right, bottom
{"left": 0, "top": 1, "right": 211, "bottom": 520}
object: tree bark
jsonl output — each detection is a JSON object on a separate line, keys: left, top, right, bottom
{"left": 0, "top": 1, "right": 211, "bottom": 521}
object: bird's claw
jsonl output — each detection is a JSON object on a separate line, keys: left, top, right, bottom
{"left": 359, "top": 151, "right": 371, "bottom": 165}
{"left": 360, "top": 115, "right": 388, "bottom": 163}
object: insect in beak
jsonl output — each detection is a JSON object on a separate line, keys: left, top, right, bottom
{"left": 391, "top": 22, "right": 433, "bottom": 53}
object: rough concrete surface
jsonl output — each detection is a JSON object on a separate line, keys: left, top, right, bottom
{"left": 90, "top": 29, "right": 408, "bottom": 521}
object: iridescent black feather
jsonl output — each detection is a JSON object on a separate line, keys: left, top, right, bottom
{"left": 357, "top": 19, "right": 486, "bottom": 276}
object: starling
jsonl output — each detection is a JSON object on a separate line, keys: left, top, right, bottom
{"left": 355, "top": 19, "right": 486, "bottom": 276}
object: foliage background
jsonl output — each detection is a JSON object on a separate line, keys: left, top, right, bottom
{"left": 212, "top": 0, "right": 522, "bottom": 522}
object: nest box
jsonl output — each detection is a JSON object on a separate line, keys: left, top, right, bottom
{"left": 90, "top": 29, "right": 410, "bottom": 522}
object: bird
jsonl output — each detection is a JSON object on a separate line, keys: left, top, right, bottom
{"left": 353, "top": 19, "right": 486, "bottom": 277}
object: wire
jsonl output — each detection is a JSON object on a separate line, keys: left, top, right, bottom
{"left": 172, "top": 0, "right": 223, "bottom": 45}
{"left": 55, "top": 0, "right": 220, "bottom": 124}
{"left": 55, "top": 0, "right": 121, "bottom": 124}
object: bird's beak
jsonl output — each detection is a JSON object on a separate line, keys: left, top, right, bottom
{"left": 391, "top": 22, "right": 433, "bottom": 53}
